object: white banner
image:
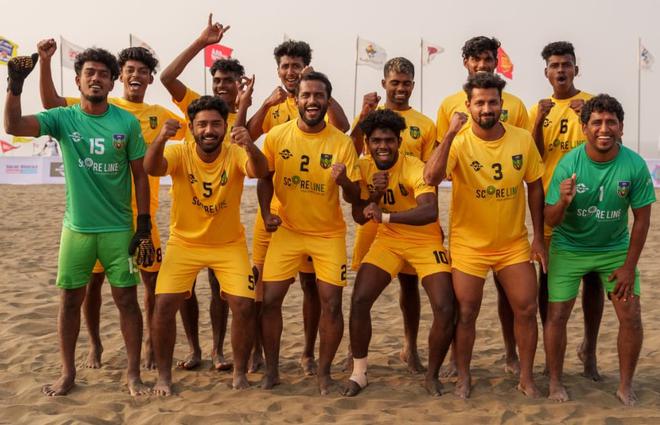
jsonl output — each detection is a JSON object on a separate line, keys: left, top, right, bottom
{"left": 61, "top": 37, "right": 84, "bottom": 70}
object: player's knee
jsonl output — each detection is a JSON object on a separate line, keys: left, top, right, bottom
{"left": 515, "top": 300, "right": 538, "bottom": 322}
{"left": 431, "top": 301, "right": 454, "bottom": 323}
{"left": 547, "top": 305, "right": 572, "bottom": 326}
{"left": 323, "top": 297, "right": 342, "bottom": 318}
{"left": 61, "top": 291, "right": 84, "bottom": 311}
{"left": 230, "top": 298, "right": 256, "bottom": 321}
{"left": 619, "top": 310, "right": 643, "bottom": 333}
{"left": 457, "top": 303, "right": 480, "bottom": 324}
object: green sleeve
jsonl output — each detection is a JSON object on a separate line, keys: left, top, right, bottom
{"left": 545, "top": 157, "right": 569, "bottom": 206}
{"left": 35, "top": 107, "right": 63, "bottom": 139}
{"left": 630, "top": 160, "right": 657, "bottom": 209}
{"left": 127, "top": 117, "right": 146, "bottom": 160}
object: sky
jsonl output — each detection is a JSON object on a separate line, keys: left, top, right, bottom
{"left": 1, "top": 0, "right": 659, "bottom": 156}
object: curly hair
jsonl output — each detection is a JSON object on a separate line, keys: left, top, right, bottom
{"left": 296, "top": 71, "right": 332, "bottom": 98}
{"left": 580, "top": 94, "right": 624, "bottom": 124}
{"left": 273, "top": 40, "right": 312, "bottom": 66}
{"left": 462, "top": 36, "right": 500, "bottom": 60}
{"left": 463, "top": 72, "right": 506, "bottom": 100}
{"left": 209, "top": 58, "right": 245, "bottom": 78}
{"left": 74, "top": 48, "right": 120, "bottom": 81}
{"left": 187, "top": 95, "right": 229, "bottom": 122}
{"left": 383, "top": 57, "right": 415, "bottom": 78}
{"left": 541, "top": 41, "right": 576, "bottom": 63}
{"left": 360, "top": 109, "right": 407, "bottom": 138}
{"left": 117, "top": 47, "right": 158, "bottom": 74}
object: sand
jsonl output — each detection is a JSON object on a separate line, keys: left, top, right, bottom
{"left": 0, "top": 184, "right": 659, "bottom": 424}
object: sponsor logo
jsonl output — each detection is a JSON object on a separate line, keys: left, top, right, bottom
{"left": 283, "top": 174, "right": 326, "bottom": 194}
{"left": 475, "top": 185, "right": 518, "bottom": 200}
{"left": 320, "top": 153, "right": 333, "bottom": 169}
{"left": 576, "top": 183, "right": 589, "bottom": 194}
{"left": 500, "top": 110, "right": 509, "bottom": 122}
{"left": 577, "top": 205, "right": 622, "bottom": 220}
{"left": 149, "top": 116, "right": 158, "bottom": 129}
{"left": 470, "top": 160, "right": 483, "bottom": 171}
{"left": 78, "top": 157, "right": 119, "bottom": 173}
{"left": 512, "top": 154, "right": 523, "bottom": 170}
{"left": 409, "top": 126, "right": 421, "bottom": 139}
{"left": 70, "top": 131, "right": 82, "bottom": 143}
{"left": 112, "top": 133, "right": 126, "bottom": 150}
{"left": 543, "top": 118, "right": 552, "bottom": 128}
{"left": 617, "top": 181, "right": 630, "bottom": 198}
{"left": 548, "top": 138, "right": 587, "bottom": 153}
{"left": 279, "top": 149, "right": 293, "bottom": 159}
{"left": 188, "top": 173, "right": 197, "bottom": 184}
{"left": 5, "top": 164, "right": 38, "bottom": 175}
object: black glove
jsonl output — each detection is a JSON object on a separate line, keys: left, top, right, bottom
{"left": 7, "top": 53, "right": 38, "bottom": 96}
{"left": 129, "top": 214, "right": 155, "bottom": 267}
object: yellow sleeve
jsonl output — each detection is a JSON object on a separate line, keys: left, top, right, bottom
{"left": 409, "top": 159, "right": 436, "bottom": 198}
{"left": 232, "top": 144, "right": 249, "bottom": 176}
{"left": 358, "top": 160, "right": 370, "bottom": 199}
{"left": 65, "top": 97, "right": 80, "bottom": 106}
{"left": 436, "top": 102, "right": 450, "bottom": 141}
{"left": 343, "top": 139, "right": 361, "bottom": 182}
{"left": 173, "top": 87, "right": 201, "bottom": 117}
{"left": 164, "top": 144, "right": 183, "bottom": 176}
{"left": 524, "top": 137, "right": 544, "bottom": 182}
{"left": 514, "top": 99, "right": 530, "bottom": 131}
{"left": 261, "top": 105, "right": 274, "bottom": 134}
{"left": 527, "top": 102, "right": 539, "bottom": 133}
{"left": 421, "top": 122, "right": 437, "bottom": 162}
{"left": 263, "top": 132, "right": 276, "bottom": 172}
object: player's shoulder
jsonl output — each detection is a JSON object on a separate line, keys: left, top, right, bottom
{"left": 109, "top": 103, "right": 140, "bottom": 122}
{"left": 503, "top": 122, "right": 533, "bottom": 142}
{"left": 618, "top": 144, "right": 647, "bottom": 167}
{"left": 402, "top": 154, "right": 425, "bottom": 168}
{"left": 267, "top": 119, "right": 296, "bottom": 139}
{"left": 502, "top": 91, "right": 526, "bottom": 107}
{"left": 404, "top": 108, "right": 435, "bottom": 127}
{"left": 440, "top": 90, "right": 465, "bottom": 110}
{"left": 577, "top": 91, "right": 594, "bottom": 101}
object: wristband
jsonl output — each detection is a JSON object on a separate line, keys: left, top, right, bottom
{"left": 381, "top": 213, "right": 390, "bottom": 224}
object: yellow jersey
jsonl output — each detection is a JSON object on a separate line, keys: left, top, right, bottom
{"left": 352, "top": 106, "right": 437, "bottom": 160}
{"left": 263, "top": 120, "right": 360, "bottom": 237}
{"left": 173, "top": 87, "right": 237, "bottom": 146}
{"left": 65, "top": 96, "right": 185, "bottom": 216}
{"left": 436, "top": 90, "right": 530, "bottom": 141}
{"left": 164, "top": 141, "right": 249, "bottom": 247}
{"left": 358, "top": 154, "right": 441, "bottom": 242}
{"left": 447, "top": 123, "right": 544, "bottom": 252}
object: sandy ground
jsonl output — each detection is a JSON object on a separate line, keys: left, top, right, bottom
{"left": 0, "top": 184, "right": 659, "bottom": 424}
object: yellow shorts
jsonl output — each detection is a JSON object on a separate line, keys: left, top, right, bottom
{"left": 363, "top": 236, "right": 451, "bottom": 280}
{"left": 351, "top": 221, "right": 415, "bottom": 275}
{"left": 262, "top": 226, "right": 347, "bottom": 286}
{"left": 155, "top": 239, "right": 255, "bottom": 299}
{"left": 450, "top": 239, "right": 531, "bottom": 279}
{"left": 93, "top": 220, "right": 162, "bottom": 274}
{"left": 252, "top": 212, "right": 314, "bottom": 273}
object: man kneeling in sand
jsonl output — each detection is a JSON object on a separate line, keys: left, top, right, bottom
{"left": 144, "top": 96, "right": 268, "bottom": 394}
{"left": 343, "top": 109, "right": 454, "bottom": 397}
{"left": 544, "top": 94, "right": 655, "bottom": 406}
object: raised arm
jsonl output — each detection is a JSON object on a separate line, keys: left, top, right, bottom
{"left": 231, "top": 126, "right": 268, "bottom": 178}
{"left": 4, "top": 55, "right": 41, "bottom": 137}
{"left": 327, "top": 97, "right": 350, "bottom": 133}
{"left": 424, "top": 112, "right": 467, "bottom": 185}
{"left": 531, "top": 99, "right": 554, "bottom": 157}
{"left": 144, "top": 119, "right": 180, "bottom": 176}
{"left": 349, "top": 92, "right": 380, "bottom": 154}
{"left": 246, "top": 86, "right": 287, "bottom": 140}
{"left": 37, "top": 39, "right": 67, "bottom": 109}
{"left": 544, "top": 173, "right": 576, "bottom": 228}
{"left": 160, "top": 13, "right": 230, "bottom": 102}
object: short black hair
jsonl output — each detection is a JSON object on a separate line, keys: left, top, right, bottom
{"left": 360, "top": 109, "right": 407, "bottom": 139}
{"left": 383, "top": 57, "right": 415, "bottom": 78}
{"left": 580, "top": 94, "right": 624, "bottom": 124}
{"left": 74, "top": 48, "right": 120, "bottom": 81}
{"left": 541, "top": 41, "right": 576, "bottom": 63}
{"left": 296, "top": 71, "right": 332, "bottom": 98}
{"left": 463, "top": 72, "right": 506, "bottom": 100}
{"left": 209, "top": 58, "right": 245, "bottom": 78}
{"left": 117, "top": 47, "right": 158, "bottom": 74}
{"left": 273, "top": 40, "right": 312, "bottom": 66}
{"left": 462, "top": 36, "right": 500, "bottom": 60}
{"left": 187, "top": 95, "right": 229, "bottom": 123}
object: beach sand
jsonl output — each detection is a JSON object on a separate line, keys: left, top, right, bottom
{"left": 0, "top": 184, "right": 658, "bottom": 424}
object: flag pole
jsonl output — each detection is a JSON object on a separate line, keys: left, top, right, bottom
{"left": 59, "top": 35, "right": 64, "bottom": 95}
{"left": 420, "top": 38, "right": 424, "bottom": 113}
{"left": 204, "top": 56, "right": 208, "bottom": 95}
{"left": 353, "top": 36, "right": 359, "bottom": 119}
{"left": 636, "top": 37, "right": 642, "bottom": 154}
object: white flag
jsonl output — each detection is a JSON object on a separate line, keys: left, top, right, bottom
{"left": 283, "top": 33, "right": 291, "bottom": 42}
{"left": 60, "top": 37, "right": 84, "bottom": 70}
{"left": 640, "top": 44, "right": 654, "bottom": 70}
{"left": 130, "top": 34, "right": 160, "bottom": 70}
{"left": 422, "top": 40, "right": 444, "bottom": 65}
{"left": 357, "top": 37, "right": 387, "bottom": 70}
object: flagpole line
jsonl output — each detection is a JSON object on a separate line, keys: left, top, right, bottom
{"left": 204, "top": 58, "right": 207, "bottom": 96}
{"left": 353, "top": 36, "right": 359, "bottom": 119}
{"left": 636, "top": 37, "right": 642, "bottom": 154}
{"left": 59, "top": 35, "right": 64, "bottom": 95}
{"left": 420, "top": 37, "right": 424, "bottom": 114}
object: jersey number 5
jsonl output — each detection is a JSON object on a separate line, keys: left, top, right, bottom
{"left": 203, "top": 182, "right": 213, "bottom": 197}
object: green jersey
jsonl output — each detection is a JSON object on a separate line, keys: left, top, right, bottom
{"left": 36, "top": 104, "right": 146, "bottom": 232}
{"left": 546, "top": 144, "right": 656, "bottom": 251}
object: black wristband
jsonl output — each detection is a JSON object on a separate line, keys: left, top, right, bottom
{"left": 136, "top": 214, "right": 152, "bottom": 235}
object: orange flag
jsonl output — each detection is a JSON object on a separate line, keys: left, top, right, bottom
{"left": 497, "top": 47, "right": 514, "bottom": 79}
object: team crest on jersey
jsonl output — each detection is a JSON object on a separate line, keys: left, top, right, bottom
{"left": 617, "top": 181, "right": 630, "bottom": 198}
{"left": 409, "top": 126, "right": 421, "bottom": 139}
{"left": 399, "top": 183, "right": 409, "bottom": 197}
{"left": 279, "top": 149, "right": 293, "bottom": 159}
{"left": 470, "top": 160, "right": 483, "bottom": 171}
{"left": 220, "top": 170, "right": 228, "bottom": 186}
{"left": 149, "top": 116, "right": 158, "bottom": 129}
{"left": 320, "top": 153, "right": 333, "bottom": 169}
{"left": 70, "top": 131, "right": 82, "bottom": 143}
{"left": 500, "top": 110, "right": 509, "bottom": 122}
{"left": 113, "top": 134, "right": 126, "bottom": 150}
{"left": 188, "top": 173, "right": 198, "bottom": 184}
{"left": 512, "top": 154, "right": 523, "bottom": 170}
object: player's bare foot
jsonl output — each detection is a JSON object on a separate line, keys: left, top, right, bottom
{"left": 85, "top": 344, "right": 103, "bottom": 368}
{"left": 212, "top": 351, "right": 233, "bottom": 371}
{"left": 440, "top": 361, "right": 458, "bottom": 378}
{"left": 261, "top": 372, "right": 280, "bottom": 389}
{"left": 248, "top": 350, "right": 264, "bottom": 373}
{"left": 577, "top": 343, "right": 601, "bottom": 381}
{"left": 318, "top": 374, "right": 335, "bottom": 396}
{"left": 517, "top": 380, "right": 541, "bottom": 398}
{"left": 341, "top": 379, "right": 366, "bottom": 397}
{"left": 127, "top": 376, "right": 149, "bottom": 396}
{"left": 616, "top": 387, "right": 638, "bottom": 407}
{"left": 41, "top": 375, "right": 75, "bottom": 396}
{"left": 152, "top": 378, "right": 173, "bottom": 396}
{"left": 400, "top": 348, "right": 425, "bottom": 374}
{"left": 300, "top": 355, "right": 317, "bottom": 376}
{"left": 232, "top": 372, "right": 250, "bottom": 389}
{"left": 504, "top": 356, "right": 521, "bottom": 376}
{"left": 341, "top": 353, "right": 354, "bottom": 373}
{"left": 454, "top": 375, "right": 471, "bottom": 399}
{"left": 176, "top": 352, "right": 201, "bottom": 370}
{"left": 424, "top": 375, "right": 443, "bottom": 397}
{"left": 548, "top": 381, "right": 569, "bottom": 402}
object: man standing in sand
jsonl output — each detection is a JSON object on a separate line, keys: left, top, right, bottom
{"left": 5, "top": 50, "right": 154, "bottom": 396}
{"left": 37, "top": 39, "right": 186, "bottom": 371}
{"left": 347, "top": 57, "right": 437, "bottom": 374}
{"left": 544, "top": 94, "right": 654, "bottom": 406}
{"left": 258, "top": 72, "right": 360, "bottom": 395}
{"left": 528, "top": 41, "right": 603, "bottom": 380}
{"left": 424, "top": 73, "right": 545, "bottom": 399}
{"left": 247, "top": 39, "right": 350, "bottom": 374}
{"left": 145, "top": 96, "right": 268, "bottom": 395}
{"left": 343, "top": 109, "right": 453, "bottom": 397}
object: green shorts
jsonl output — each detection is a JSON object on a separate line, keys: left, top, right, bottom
{"left": 56, "top": 227, "right": 140, "bottom": 289}
{"left": 547, "top": 248, "right": 640, "bottom": 302}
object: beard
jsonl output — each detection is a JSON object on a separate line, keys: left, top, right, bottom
{"left": 476, "top": 114, "right": 498, "bottom": 129}
{"left": 83, "top": 93, "right": 106, "bottom": 104}
{"left": 298, "top": 105, "right": 328, "bottom": 128}
{"left": 194, "top": 133, "right": 222, "bottom": 154}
